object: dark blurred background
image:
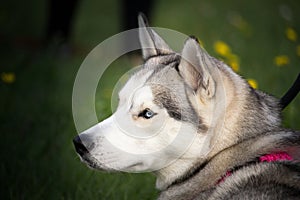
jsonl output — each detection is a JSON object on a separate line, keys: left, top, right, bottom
{"left": 0, "top": 0, "right": 299, "bottom": 199}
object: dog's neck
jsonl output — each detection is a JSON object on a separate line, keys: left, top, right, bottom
{"left": 154, "top": 135, "right": 211, "bottom": 190}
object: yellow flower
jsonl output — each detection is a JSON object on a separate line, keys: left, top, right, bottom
{"left": 213, "top": 40, "right": 241, "bottom": 71}
{"left": 296, "top": 45, "right": 300, "bottom": 57}
{"left": 227, "top": 54, "right": 240, "bottom": 72}
{"left": 1, "top": 72, "right": 15, "bottom": 84}
{"left": 274, "top": 55, "right": 289, "bottom": 66}
{"left": 286, "top": 27, "right": 297, "bottom": 42}
{"left": 214, "top": 40, "right": 231, "bottom": 56}
{"left": 229, "top": 61, "right": 240, "bottom": 72}
{"left": 247, "top": 79, "right": 258, "bottom": 89}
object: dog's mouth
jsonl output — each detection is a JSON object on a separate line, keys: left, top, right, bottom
{"left": 79, "top": 154, "right": 116, "bottom": 172}
{"left": 73, "top": 135, "right": 107, "bottom": 170}
{"left": 121, "top": 162, "right": 144, "bottom": 172}
{"left": 79, "top": 152, "right": 146, "bottom": 172}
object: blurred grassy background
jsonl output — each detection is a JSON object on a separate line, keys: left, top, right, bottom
{"left": 0, "top": 0, "right": 299, "bottom": 199}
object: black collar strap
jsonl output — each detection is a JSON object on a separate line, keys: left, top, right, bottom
{"left": 280, "top": 73, "right": 300, "bottom": 109}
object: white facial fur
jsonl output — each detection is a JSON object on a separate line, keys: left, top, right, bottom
{"left": 78, "top": 70, "right": 202, "bottom": 172}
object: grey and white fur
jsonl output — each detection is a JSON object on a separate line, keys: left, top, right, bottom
{"left": 73, "top": 14, "right": 300, "bottom": 199}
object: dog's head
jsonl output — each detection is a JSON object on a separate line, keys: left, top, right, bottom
{"left": 73, "top": 15, "right": 272, "bottom": 189}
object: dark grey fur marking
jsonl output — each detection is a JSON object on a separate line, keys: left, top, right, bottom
{"left": 151, "top": 84, "right": 207, "bottom": 131}
{"left": 152, "top": 85, "right": 182, "bottom": 121}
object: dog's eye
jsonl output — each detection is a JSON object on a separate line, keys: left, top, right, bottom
{"left": 138, "top": 108, "right": 156, "bottom": 119}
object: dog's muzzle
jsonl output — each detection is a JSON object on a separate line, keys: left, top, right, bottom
{"left": 73, "top": 135, "right": 89, "bottom": 156}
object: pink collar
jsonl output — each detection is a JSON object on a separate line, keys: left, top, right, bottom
{"left": 217, "top": 152, "right": 292, "bottom": 185}
{"left": 259, "top": 151, "right": 292, "bottom": 162}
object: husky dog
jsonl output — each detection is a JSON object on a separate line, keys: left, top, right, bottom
{"left": 73, "top": 14, "right": 300, "bottom": 199}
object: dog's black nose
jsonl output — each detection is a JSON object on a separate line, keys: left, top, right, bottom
{"left": 73, "top": 135, "right": 89, "bottom": 156}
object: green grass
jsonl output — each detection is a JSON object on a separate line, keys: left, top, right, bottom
{"left": 1, "top": 0, "right": 300, "bottom": 199}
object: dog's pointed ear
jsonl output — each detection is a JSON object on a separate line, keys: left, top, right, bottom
{"left": 179, "top": 37, "right": 216, "bottom": 98}
{"left": 138, "top": 13, "right": 173, "bottom": 60}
